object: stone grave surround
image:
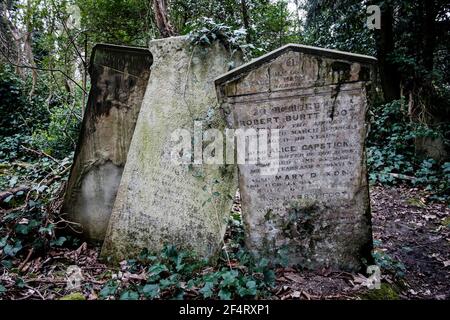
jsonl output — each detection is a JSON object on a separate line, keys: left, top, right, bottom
{"left": 62, "top": 44, "right": 152, "bottom": 241}
{"left": 101, "top": 36, "right": 242, "bottom": 262}
{"left": 215, "top": 44, "right": 377, "bottom": 271}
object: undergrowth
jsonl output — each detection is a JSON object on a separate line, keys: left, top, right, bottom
{"left": 367, "top": 99, "right": 449, "bottom": 202}
{"left": 98, "top": 214, "right": 276, "bottom": 300}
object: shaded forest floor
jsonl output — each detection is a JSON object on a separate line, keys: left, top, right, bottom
{"left": 0, "top": 185, "right": 449, "bottom": 300}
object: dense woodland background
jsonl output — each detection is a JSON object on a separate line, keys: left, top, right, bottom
{"left": 0, "top": 0, "right": 449, "bottom": 300}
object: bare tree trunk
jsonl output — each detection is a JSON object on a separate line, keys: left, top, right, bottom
{"left": 23, "top": 0, "right": 37, "bottom": 97}
{"left": 374, "top": 3, "right": 401, "bottom": 102}
{"left": 82, "top": 33, "right": 88, "bottom": 118}
{"left": 24, "top": 31, "right": 37, "bottom": 98}
{"left": 240, "top": 0, "right": 251, "bottom": 43}
{"left": 153, "top": 0, "right": 176, "bottom": 38}
{"left": 0, "top": 1, "right": 22, "bottom": 77}
{"left": 423, "top": 0, "right": 436, "bottom": 73}
{"left": 294, "top": 0, "right": 302, "bottom": 38}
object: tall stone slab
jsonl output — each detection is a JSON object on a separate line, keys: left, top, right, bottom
{"left": 215, "top": 44, "right": 376, "bottom": 271}
{"left": 62, "top": 44, "right": 152, "bottom": 241}
{"left": 101, "top": 36, "right": 241, "bottom": 262}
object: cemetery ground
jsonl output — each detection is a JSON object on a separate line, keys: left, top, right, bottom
{"left": 0, "top": 174, "right": 449, "bottom": 300}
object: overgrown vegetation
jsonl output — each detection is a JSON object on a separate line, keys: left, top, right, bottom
{"left": 0, "top": 152, "right": 75, "bottom": 270}
{"left": 0, "top": 66, "right": 80, "bottom": 160}
{"left": 97, "top": 215, "right": 276, "bottom": 300}
{"left": 0, "top": 63, "right": 79, "bottom": 273}
{"left": 367, "top": 99, "right": 450, "bottom": 202}
{"left": 188, "top": 17, "right": 259, "bottom": 62}
{"left": 0, "top": 0, "right": 449, "bottom": 300}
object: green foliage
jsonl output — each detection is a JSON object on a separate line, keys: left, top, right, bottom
{"left": 75, "top": 0, "right": 152, "bottom": 45}
{"left": 0, "top": 155, "right": 75, "bottom": 269}
{"left": 99, "top": 214, "right": 276, "bottom": 300}
{"left": 0, "top": 66, "right": 49, "bottom": 161}
{"left": 119, "top": 290, "right": 139, "bottom": 300}
{"left": 0, "top": 67, "right": 47, "bottom": 136}
{"left": 180, "top": 0, "right": 296, "bottom": 58}
{"left": 361, "top": 283, "right": 400, "bottom": 300}
{"left": 367, "top": 99, "right": 449, "bottom": 201}
{"left": 303, "top": 0, "right": 375, "bottom": 55}
{"left": 0, "top": 284, "right": 6, "bottom": 295}
{"left": 372, "top": 248, "right": 406, "bottom": 278}
{"left": 59, "top": 292, "right": 86, "bottom": 300}
{"left": 31, "top": 104, "right": 80, "bottom": 159}
{"left": 99, "top": 280, "right": 119, "bottom": 298}
{"left": 372, "top": 239, "right": 407, "bottom": 279}
{"left": 0, "top": 66, "right": 80, "bottom": 161}
{"left": 188, "top": 17, "right": 258, "bottom": 61}
{"left": 249, "top": 0, "right": 297, "bottom": 53}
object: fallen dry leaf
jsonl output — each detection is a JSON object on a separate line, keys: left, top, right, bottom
{"left": 284, "top": 272, "right": 304, "bottom": 283}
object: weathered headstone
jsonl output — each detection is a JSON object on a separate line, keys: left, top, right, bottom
{"left": 101, "top": 36, "right": 241, "bottom": 262}
{"left": 215, "top": 44, "right": 376, "bottom": 271}
{"left": 62, "top": 44, "right": 152, "bottom": 241}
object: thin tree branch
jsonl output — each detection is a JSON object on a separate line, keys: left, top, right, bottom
{"left": 0, "top": 46, "right": 87, "bottom": 94}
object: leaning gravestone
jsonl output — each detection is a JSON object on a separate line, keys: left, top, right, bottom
{"left": 62, "top": 44, "right": 152, "bottom": 241}
{"left": 101, "top": 36, "right": 241, "bottom": 262}
{"left": 215, "top": 44, "right": 376, "bottom": 271}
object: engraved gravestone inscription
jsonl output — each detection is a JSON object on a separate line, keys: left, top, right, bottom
{"left": 215, "top": 45, "right": 376, "bottom": 271}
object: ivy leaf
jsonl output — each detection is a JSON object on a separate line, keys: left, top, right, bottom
{"left": 148, "top": 264, "right": 168, "bottom": 276}
{"left": 0, "top": 285, "right": 6, "bottom": 295}
{"left": 199, "top": 281, "right": 215, "bottom": 298}
{"left": 142, "top": 284, "right": 160, "bottom": 299}
{"left": 15, "top": 224, "right": 30, "bottom": 235}
{"left": 172, "top": 290, "right": 185, "bottom": 300}
{"left": 15, "top": 220, "right": 40, "bottom": 235}
{"left": 0, "top": 236, "right": 8, "bottom": 248}
{"left": 38, "top": 224, "right": 54, "bottom": 235}
{"left": 119, "top": 290, "right": 139, "bottom": 300}
{"left": 15, "top": 277, "right": 25, "bottom": 288}
{"left": 3, "top": 241, "right": 22, "bottom": 257}
{"left": 245, "top": 280, "right": 257, "bottom": 296}
{"left": 263, "top": 269, "right": 276, "bottom": 287}
{"left": 220, "top": 270, "right": 239, "bottom": 287}
{"left": 50, "top": 236, "right": 67, "bottom": 247}
{"left": 159, "top": 278, "right": 173, "bottom": 290}
{"left": 8, "top": 176, "right": 18, "bottom": 188}
{"left": 218, "top": 288, "right": 232, "bottom": 300}
{"left": 99, "top": 281, "right": 118, "bottom": 298}
{"left": 1, "top": 260, "right": 12, "bottom": 269}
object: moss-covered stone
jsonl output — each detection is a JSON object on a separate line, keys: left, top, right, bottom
{"left": 361, "top": 283, "right": 400, "bottom": 300}
{"left": 59, "top": 292, "right": 86, "bottom": 300}
{"left": 62, "top": 44, "right": 152, "bottom": 241}
{"left": 441, "top": 216, "right": 450, "bottom": 227}
{"left": 215, "top": 45, "right": 375, "bottom": 271}
{"left": 101, "top": 36, "right": 243, "bottom": 264}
